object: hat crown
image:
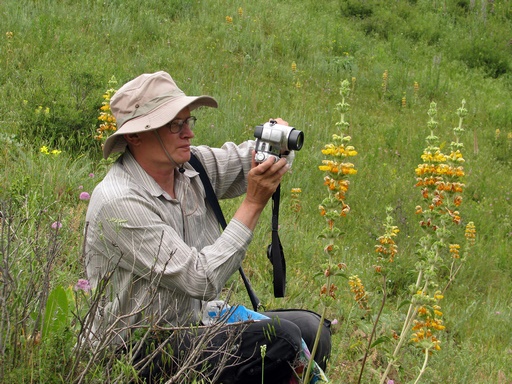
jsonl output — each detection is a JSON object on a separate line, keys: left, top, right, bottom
{"left": 102, "top": 71, "right": 217, "bottom": 159}
{"left": 110, "top": 71, "right": 185, "bottom": 128}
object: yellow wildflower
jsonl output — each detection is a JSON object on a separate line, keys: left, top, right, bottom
{"left": 449, "top": 243, "right": 461, "bottom": 258}
{"left": 348, "top": 275, "right": 369, "bottom": 311}
{"left": 465, "top": 221, "right": 476, "bottom": 246}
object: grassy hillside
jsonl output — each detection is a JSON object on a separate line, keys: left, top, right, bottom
{"left": 1, "top": 0, "right": 511, "bottom": 382}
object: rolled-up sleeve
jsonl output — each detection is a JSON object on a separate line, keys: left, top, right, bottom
{"left": 192, "top": 141, "right": 255, "bottom": 199}
{"left": 91, "top": 193, "right": 251, "bottom": 301}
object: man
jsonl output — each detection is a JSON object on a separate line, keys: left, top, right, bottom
{"left": 85, "top": 71, "right": 330, "bottom": 383}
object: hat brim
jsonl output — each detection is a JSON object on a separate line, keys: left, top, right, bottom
{"left": 103, "top": 95, "right": 217, "bottom": 159}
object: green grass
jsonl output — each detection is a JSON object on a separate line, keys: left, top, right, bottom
{"left": 1, "top": 0, "right": 512, "bottom": 382}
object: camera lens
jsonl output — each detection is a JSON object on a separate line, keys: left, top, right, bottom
{"left": 253, "top": 125, "right": 264, "bottom": 139}
{"left": 288, "top": 129, "right": 304, "bottom": 151}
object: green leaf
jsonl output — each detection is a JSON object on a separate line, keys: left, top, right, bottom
{"left": 370, "top": 335, "right": 391, "bottom": 348}
{"left": 42, "top": 285, "right": 70, "bottom": 339}
{"left": 398, "top": 299, "right": 412, "bottom": 310}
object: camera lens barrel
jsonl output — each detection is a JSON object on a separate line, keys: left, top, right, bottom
{"left": 254, "top": 125, "right": 264, "bottom": 139}
{"left": 287, "top": 129, "right": 304, "bottom": 151}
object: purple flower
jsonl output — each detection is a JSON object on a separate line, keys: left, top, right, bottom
{"left": 51, "top": 221, "right": 62, "bottom": 229}
{"left": 78, "top": 185, "right": 83, "bottom": 190}
{"left": 88, "top": 173, "right": 95, "bottom": 178}
{"left": 331, "top": 318, "right": 339, "bottom": 326}
{"left": 79, "top": 191, "right": 91, "bottom": 200}
{"left": 74, "top": 279, "right": 91, "bottom": 292}
{"left": 387, "top": 381, "right": 395, "bottom": 384}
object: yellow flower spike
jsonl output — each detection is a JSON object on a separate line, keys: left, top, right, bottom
{"left": 348, "top": 275, "right": 369, "bottom": 309}
{"left": 465, "top": 221, "right": 476, "bottom": 246}
{"left": 291, "top": 61, "right": 297, "bottom": 72}
{"left": 449, "top": 243, "right": 461, "bottom": 259}
{"left": 237, "top": 7, "right": 243, "bottom": 17}
{"left": 225, "top": 15, "right": 233, "bottom": 24}
{"left": 290, "top": 188, "right": 303, "bottom": 213}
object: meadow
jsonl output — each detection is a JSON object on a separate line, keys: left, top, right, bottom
{"left": 1, "top": 0, "right": 511, "bottom": 382}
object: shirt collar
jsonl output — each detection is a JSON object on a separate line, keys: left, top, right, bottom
{"left": 121, "top": 151, "right": 199, "bottom": 198}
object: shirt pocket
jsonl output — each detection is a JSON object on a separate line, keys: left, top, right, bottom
{"left": 181, "top": 182, "right": 210, "bottom": 243}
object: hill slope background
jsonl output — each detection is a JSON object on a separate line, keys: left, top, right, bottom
{"left": 1, "top": 0, "right": 511, "bottom": 382}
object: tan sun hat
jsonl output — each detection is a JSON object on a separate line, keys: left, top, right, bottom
{"left": 103, "top": 71, "right": 218, "bottom": 158}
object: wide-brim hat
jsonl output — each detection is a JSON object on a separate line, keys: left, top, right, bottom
{"left": 103, "top": 71, "right": 218, "bottom": 158}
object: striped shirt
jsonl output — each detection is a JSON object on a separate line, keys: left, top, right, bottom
{"left": 84, "top": 141, "right": 255, "bottom": 343}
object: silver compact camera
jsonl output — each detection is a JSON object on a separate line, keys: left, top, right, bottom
{"left": 254, "top": 120, "right": 304, "bottom": 163}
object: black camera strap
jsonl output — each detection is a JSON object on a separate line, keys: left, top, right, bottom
{"left": 268, "top": 184, "right": 286, "bottom": 297}
{"left": 188, "top": 154, "right": 261, "bottom": 311}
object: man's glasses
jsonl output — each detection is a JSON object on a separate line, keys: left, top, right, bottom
{"left": 166, "top": 116, "right": 197, "bottom": 134}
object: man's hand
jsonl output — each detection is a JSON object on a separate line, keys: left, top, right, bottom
{"left": 246, "top": 154, "right": 289, "bottom": 207}
{"left": 234, "top": 152, "right": 289, "bottom": 231}
{"left": 271, "top": 117, "right": 288, "bottom": 126}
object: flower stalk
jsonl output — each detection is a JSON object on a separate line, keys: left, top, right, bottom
{"left": 379, "top": 100, "right": 475, "bottom": 383}
{"left": 306, "top": 79, "right": 357, "bottom": 383}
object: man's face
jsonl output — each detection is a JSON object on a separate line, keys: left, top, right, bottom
{"left": 129, "top": 107, "right": 195, "bottom": 167}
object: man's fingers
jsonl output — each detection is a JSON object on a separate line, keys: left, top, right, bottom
{"left": 252, "top": 157, "right": 289, "bottom": 176}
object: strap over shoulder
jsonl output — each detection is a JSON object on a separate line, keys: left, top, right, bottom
{"left": 188, "top": 153, "right": 261, "bottom": 311}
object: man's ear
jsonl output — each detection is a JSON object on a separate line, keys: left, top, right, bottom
{"left": 124, "top": 133, "right": 140, "bottom": 145}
